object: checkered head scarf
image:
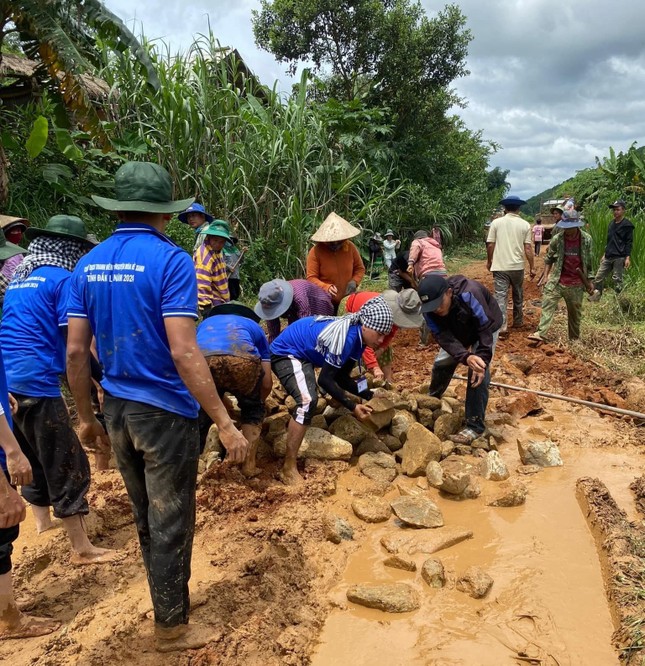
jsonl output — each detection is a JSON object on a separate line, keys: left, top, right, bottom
{"left": 13, "top": 236, "right": 86, "bottom": 282}
{"left": 315, "top": 295, "right": 393, "bottom": 366}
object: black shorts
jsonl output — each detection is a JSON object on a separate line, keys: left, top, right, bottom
{"left": 271, "top": 355, "right": 318, "bottom": 425}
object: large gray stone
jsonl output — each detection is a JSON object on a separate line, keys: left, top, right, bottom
{"left": 390, "top": 496, "right": 444, "bottom": 528}
{"left": 433, "top": 413, "right": 463, "bottom": 441}
{"left": 273, "top": 427, "right": 352, "bottom": 460}
{"left": 355, "top": 435, "right": 391, "bottom": 457}
{"left": 456, "top": 567, "right": 493, "bottom": 599}
{"left": 517, "top": 439, "right": 563, "bottom": 467}
{"left": 390, "top": 410, "right": 417, "bottom": 442}
{"left": 400, "top": 423, "right": 442, "bottom": 477}
{"left": 329, "top": 415, "right": 371, "bottom": 445}
{"left": 358, "top": 451, "right": 398, "bottom": 484}
{"left": 421, "top": 559, "right": 445, "bottom": 588}
{"left": 480, "top": 451, "right": 510, "bottom": 481}
{"left": 347, "top": 583, "right": 420, "bottom": 613}
{"left": 352, "top": 497, "right": 392, "bottom": 523}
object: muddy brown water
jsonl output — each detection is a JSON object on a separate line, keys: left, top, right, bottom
{"left": 313, "top": 406, "right": 642, "bottom": 666}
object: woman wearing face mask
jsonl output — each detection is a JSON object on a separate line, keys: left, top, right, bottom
{"left": 306, "top": 212, "right": 366, "bottom": 314}
{"left": 0, "top": 217, "right": 28, "bottom": 314}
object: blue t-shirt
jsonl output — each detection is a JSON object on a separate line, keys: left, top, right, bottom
{"left": 1, "top": 266, "right": 71, "bottom": 397}
{"left": 197, "top": 315, "right": 270, "bottom": 361}
{"left": 269, "top": 317, "right": 364, "bottom": 368}
{"left": 67, "top": 224, "right": 200, "bottom": 419}
{"left": 0, "top": 348, "right": 12, "bottom": 472}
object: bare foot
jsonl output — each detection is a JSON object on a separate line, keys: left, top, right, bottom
{"left": 70, "top": 547, "right": 123, "bottom": 566}
{"left": 241, "top": 464, "right": 262, "bottom": 478}
{"left": 0, "top": 612, "right": 61, "bottom": 640}
{"left": 277, "top": 467, "right": 304, "bottom": 486}
{"left": 35, "top": 518, "right": 63, "bottom": 535}
{"left": 155, "top": 623, "right": 219, "bottom": 653}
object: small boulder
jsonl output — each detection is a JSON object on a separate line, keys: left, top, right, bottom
{"left": 352, "top": 497, "right": 392, "bottom": 523}
{"left": 506, "top": 353, "right": 534, "bottom": 374}
{"left": 488, "top": 481, "right": 527, "bottom": 507}
{"left": 400, "top": 423, "right": 442, "bottom": 477}
{"left": 356, "top": 435, "right": 391, "bottom": 457}
{"left": 310, "top": 414, "right": 327, "bottom": 429}
{"left": 517, "top": 440, "right": 563, "bottom": 467}
{"left": 390, "top": 496, "right": 444, "bottom": 528}
{"left": 274, "top": 428, "right": 352, "bottom": 461}
{"left": 262, "top": 412, "right": 290, "bottom": 443}
{"left": 414, "top": 394, "right": 443, "bottom": 411}
{"left": 358, "top": 451, "right": 398, "bottom": 484}
{"left": 440, "top": 468, "right": 471, "bottom": 495}
{"left": 421, "top": 559, "right": 445, "bottom": 588}
{"left": 364, "top": 396, "right": 396, "bottom": 431}
{"left": 517, "top": 464, "right": 541, "bottom": 475}
{"left": 497, "top": 393, "right": 542, "bottom": 419}
{"left": 440, "top": 441, "right": 455, "bottom": 459}
{"left": 285, "top": 395, "right": 297, "bottom": 411}
{"left": 433, "top": 413, "right": 463, "bottom": 441}
{"left": 390, "top": 410, "right": 417, "bottom": 442}
{"left": 346, "top": 583, "right": 420, "bottom": 613}
{"left": 456, "top": 567, "right": 493, "bottom": 599}
{"left": 383, "top": 555, "right": 417, "bottom": 572}
{"left": 314, "top": 397, "right": 328, "bottom": 415}
{"left": 323, "top": 515, "right": 354, "bottom": 544}
{"left": 480, "top": 451, "right": 510, "bottom": 481}
{"left": 426, "top": 461, "right": 444, "bottom": 488}
{"left": 381, "top": 433, "right": 404, "bottom": 452}
{"left": 408, "top": 527, "right": 474, "bottom": 555}
{"left": 329, "top": 415, "right": 371, "bottom": 445}
{"left": 471, "top": 437, "right": 490, "bottom": 452}
{"left": 453, "top": 444, "right": 473, "bottom": 456}
{"left": 323, "top": 405, "right": 351, "bottom": 424}
{"left": 417, "top": 408, "right": 435, "bottom": 430}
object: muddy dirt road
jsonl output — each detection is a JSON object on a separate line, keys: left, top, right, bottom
{"left": 2, "top": 261, "right": 644, "bottom": 665}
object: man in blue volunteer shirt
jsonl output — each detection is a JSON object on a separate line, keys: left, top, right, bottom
{"left": 270, "top": 296, "right": 394, "bottom": 485}
{"left": 418, "top": 274, "right": 502, "bottom": 445}
{"left": 0, "top": 215, "right": 117, "bottom": 564}
{"left": 196, "top": 302, "right": 272, "bottom": 478}
{"left": 66, "top": 161, "right": 248, "bottom": 654}
{"left": 0, "top": 347, "right": 61, "bottom": 639}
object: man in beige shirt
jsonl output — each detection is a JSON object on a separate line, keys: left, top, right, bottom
{"left": 486, "top": 195, "right": 535, "bottom": 333}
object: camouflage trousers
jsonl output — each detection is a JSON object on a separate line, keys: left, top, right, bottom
{"left": 537, "top": 282, "right": 584, "bottom": 340}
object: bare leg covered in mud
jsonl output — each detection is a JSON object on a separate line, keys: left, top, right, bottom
{"left": 279, "top": 419, "right": 307, "bottom": 486}
{"left": 0, "top": 573, "right": 60, "bottom": 640}
{"left": 240, "top": 424, "right": 262, "bottom": 478}
{"left": 30, "top": 505, "right": 62, "bottom": 535}
{"left": 155, "top": 622, "right": 219, "bottom": 653}
{"left": 63, "top": 515, "right": 122, "bottom": 565}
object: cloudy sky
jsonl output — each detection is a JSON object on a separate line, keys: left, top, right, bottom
{"left": 104, "top": 0, "right": 645, "bottom": 199}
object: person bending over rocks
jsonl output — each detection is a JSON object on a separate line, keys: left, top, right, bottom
{"left": 270, "top": 297, "right": 394, "bottom": 485}
{"left": 418, "top": 274, "right": 502, "bottom": 445}
{"left": 0, "top": 215, "right": 117, "bottom": 564}
{"left": 196, "top": 302, "right": 272, "bottom": 477}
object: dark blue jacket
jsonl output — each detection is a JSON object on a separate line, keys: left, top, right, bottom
{"left": 423, "top": 275, "right": 502, "bottom": 365}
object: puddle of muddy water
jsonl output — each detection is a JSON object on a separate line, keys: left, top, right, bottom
{"left": 313, "top": 418, "right": 642, "bottom": 666}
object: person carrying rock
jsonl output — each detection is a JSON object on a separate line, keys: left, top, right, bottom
{"left": 345, "top": 289, "right": 423, "bottom": 384}
{"left": 528, "top": 210, "right": 594, "bottom": 342}
{"left": 66, "top": 161, "right": 248, "bottom": 653}
{"left": 196, "top": 302, "right": 272, "bottom": 478}
{"left": 270, "top": 296, "right": 394, "bottom": 485}
{"left": 589, "top": 198, "right": 634, "bottom": 301}
{"left": 254, "top": 278, "right": 334, "bottom": 343}
{"left": 306, "top": 212, "right": 365, "bottom": 314}
{"left": 418, "top": 274, "right": 502, "bottom": 445}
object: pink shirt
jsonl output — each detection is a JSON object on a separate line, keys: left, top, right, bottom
{"left": 408, "top": 237, "right": 446, "bottom": 279}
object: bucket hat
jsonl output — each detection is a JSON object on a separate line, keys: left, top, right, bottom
{"left": 556, "top": 210, "right": 584, "bottom": 229}
{"left": 177, "top": 203, "right": 214, "bottom": 224}
{"left": 373, "top": 232, "right": 383, "bottom": 242}
{"left": 550, "top": 204, "right": 564, "bottom": 214}
{"left": 385, "top": 229, "right": 394, "bottom": 237}
{"left": 26, "top": 215, "right": 95, "bottom": 247}
{"left": 202, "top": 221, "right": 231, "bottom": 240}
{"left": 92, "top": 161, "right": 195, "bottom": 213}
{"left": 382, "top": 289, "right": 423, "bottom": 328}
{"left": 417, "top": 274, "right": 450, "bottom": 313}
{"left": 413, "top": 230, "right": 428, "bottom": 240}
{"left": 608, "top": 199, "right": 626, "bottom": 209}
{"left": 254, "top": 279, "right": 294, "bottom": 320}
{"left": 311, "top": 212, "right": 360, "bottom": 243}
{"left": 0, "top": 214, "right": 30, "bottom": 232}
{"left": 204, "top": 301, "right": 260, "bottom": 322}
{"left": 0, "top": 227, "right": 27, "bottom": 261}
{"left": 499, "top": 195, "right": 526, "bottom": 207}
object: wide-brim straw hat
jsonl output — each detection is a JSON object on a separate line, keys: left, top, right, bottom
{"left": 311, "top": 212, "right": 360, "bottom": 242}
{"left": 382, "top": 289, "right": 423, "bottom": 328}
{"left": 0, "top": 214, "right": 30, "bottom": 232}
{"left": 92, "top": 161, "right": 195, "bottom": 214}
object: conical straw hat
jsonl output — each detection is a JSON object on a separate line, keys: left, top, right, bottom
{"left": 311, "top": 212, "right": 361, "bottom": 242}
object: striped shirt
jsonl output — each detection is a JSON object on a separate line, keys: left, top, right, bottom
{"left": 194, "top": 243, "right": 230, "bottom": 309}
{"left": 266, "top": 279, "right": 334, "bottom": 342}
